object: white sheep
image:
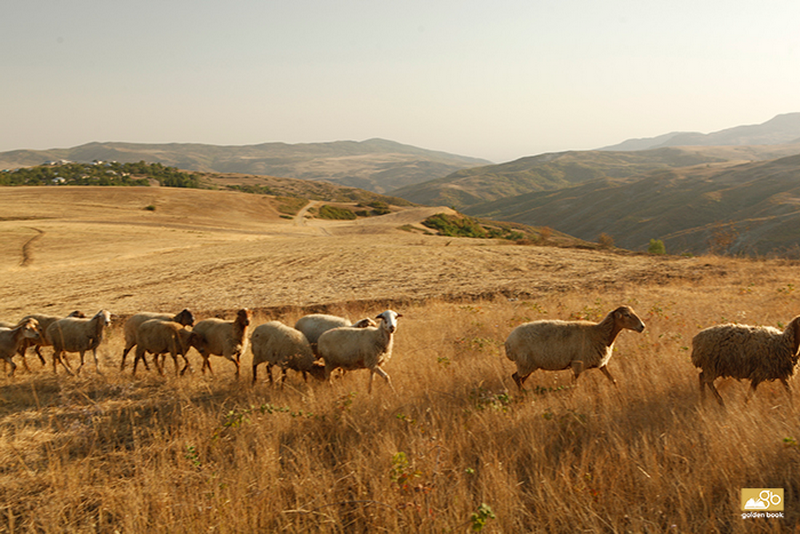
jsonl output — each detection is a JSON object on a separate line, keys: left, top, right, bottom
{"left": 192, "top": 308, "right": 251, "bottom": 378}
{"left": 47, "top": 310, "right": 112, "bottom": 375}
{"left": 120, "top": 309, "right": 195, "bottom": 370}
{"left": 505, "top": 306, "right": 646, "bottom": 390}
{"left": 0, "top": 318, "right": 42, "bottom": 377}
{"left": 691, "top": 316, "right": 800, "bottom": 406}
{"left": 317, "top": 310, "right": 402, "bottom": 393}
{"left": 250, "top": 321, "right": 326, "bottom": 385}
{"left": 15, "top": 311, "right": 86, "bottom": 368}
{"left": 132, "top": 319, "right": 207, "bottom": 377}
{"left": 294, "top": 313, "right": 377, "bottom": 349}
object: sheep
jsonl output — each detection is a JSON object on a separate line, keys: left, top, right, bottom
{"left": 47, "top": 310, "right": 112, "bottom": 375}
{"left": 132, "top": 319, "right": 207, "bottom": 377}
{"left": 505, "top": 306, "right": 646, "bottom": 390}
{"left": 250, "top": 321, "right": 326, "bottom": 385}
{"left": 120, "top": 309, "right": 195, "bottom": 370}
{"left": 294, "top": 314, "right": 377, "bottom": 349}
{"left": 15, "top": 311, "right": 86, "bottom": 368}
{"left": 690, "top": 316, "right": 800, "bottom": 406}
{"left": 0, "top": 318, "right": 42, "bottom": 377}
{"left": 192, "top": 308, "right": 251, "bottom": 378}
{"left": 317, "top": 310, "right": 402, "bottom": 393}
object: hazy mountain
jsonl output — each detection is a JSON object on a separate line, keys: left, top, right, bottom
{"left": 465, "top": 154, "right": 800, "bottom": 256}
{"left": 0, "top": 139, "right": 490, "bottom": 194}
{"left": 601, "top": 113, "right": 800, "bottom": 151}
{"left": 390, "top": 147, "right": 736, "bottom": 209}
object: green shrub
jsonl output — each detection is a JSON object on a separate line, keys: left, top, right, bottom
{"left": 422, "top": 214, "right": 487, "bottom": 238}
{"left": 648, "top": 239, "right": 666, "bottom": 255}
{"left": 318, "top": 205, "right": 357, "bottom": 220}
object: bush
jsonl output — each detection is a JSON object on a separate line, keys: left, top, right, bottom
{"left": 648, "top": 239, "right": 666, "bottom": 255}
{"left": 422, "top": 214, "right": 487, "bottom": 238}
{"left": 318, "top": 205, "right": 357, "bottom": 220}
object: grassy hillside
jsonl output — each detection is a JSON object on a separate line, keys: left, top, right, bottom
{"left": 0, "top": 139, "right": 490, "bottom": 194}
{"left": 0, "top": 186, "right": 799, "bottom": 531}
{"left": 467, "top": 154, "right": 800, "bottom": 256}
{"left": 391, "top": 147, "right": 735, "bottom": 209}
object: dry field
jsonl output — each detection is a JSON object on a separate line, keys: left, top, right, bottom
{"left": 0, "top": 186, "right": 799, "bottom": 532}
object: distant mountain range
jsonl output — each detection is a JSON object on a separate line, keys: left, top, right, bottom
{"left": 464, "top": 153, "right": 800, "bottom": 256}
{"left": 0, "top": 138, "right": 490, "bottom": 194}
{"left": 600, "top": 112, "right": 800, "bottom": 151}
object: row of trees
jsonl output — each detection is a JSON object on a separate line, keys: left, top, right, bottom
{"left": 0, "top": 161, "right": 201, "bottom": 188}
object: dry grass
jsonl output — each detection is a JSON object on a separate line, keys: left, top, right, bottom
{"left": 0, "top": 187, "right": 798, "bottom": 532}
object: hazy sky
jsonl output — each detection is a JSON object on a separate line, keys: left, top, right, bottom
{"left": 2, "top": 1, "right": 798, "bottom": 163}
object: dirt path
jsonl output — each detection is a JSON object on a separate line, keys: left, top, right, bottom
{"left": 294, "top": 201, "right": 320, "bottom": 226}
{"left": 20, "top": 227, "right": 44, "bottom": 267}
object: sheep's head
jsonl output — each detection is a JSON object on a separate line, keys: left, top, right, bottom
{"left": 237, "top": 308, "right": 252, "bottom": 327}
{"left": 613, "top": 306, "right": 645, "bottom": 333}
{"left": 307, "top": 362, "right": 327, "bottom": 381}
{"left": 21, "top": 318, "right": 42, "bottom": 341}
{"left": 175, "top": 308, "right": 195, "bottom": 327}
{"left": 94, "top": 310, "right": 112, "bottom": 326}
{"left": 376, "top": 310, "right": 402, "bottom": 334}
{"left": 352, "top": 317, "right": 378, "bottom": 328}
{"left": 788, "top": 315, "right": 800, "bottom": 356}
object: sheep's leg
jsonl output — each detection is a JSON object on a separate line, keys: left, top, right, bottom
{"left": 252, "top": 363, "right": 259, "bottom": 384}
{"left": 19, "top": 354, "right": 32, "bottom": 373}
{"left": 744, "top": 380, "right": 761, "bottom": 404}
{"left": 53, "top": 350, "right": 74, "bottom": 376}
{"left": 91, "top": 348, "right": 103, "bottom": 374}
{"left": 706, "top": 379, "right": 726, "bottom": 407}
{"left": 599, "top": 365, "right": 617, "bottom": 386}
{"left": 698, "top": 372, "right": 707, "bottom": 404}
{"left": 179, "top": 355, "right": 193, "bottom": 376}
{"left": 512, "top": 371, "right": 532, "bottom": 391}
{"left": 32, "top": 345, "right": 46, "bottom": 366}
{"left": 780, "top": 378, "right": 792, "bottom": 405}
{"left": 280, "top": 368, "right": 288, "bottom": 389}
{"left": 571, "top": 360, "right": 584, "bottom": 381}
{"left": 120, "top": 345, "right": 134, "bottom": 370}
{"left": 2, "top": 356, "right": 16, "bottom": 377}
{"left": 372, "top": 367, "right": 395, "bottom": 394}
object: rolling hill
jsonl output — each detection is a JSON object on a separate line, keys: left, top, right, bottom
{"left": 465, "top": 154, "right": 800, "bottom": 256}
{"left": 0, "top": 138, "right": 490, "bottom": 194}
{"left": 390, "top": 147, "right": 745, "bottom": 209}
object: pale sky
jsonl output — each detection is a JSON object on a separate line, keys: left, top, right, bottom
{"left": 2, "top": 0, "right": 798, "bottom": 163}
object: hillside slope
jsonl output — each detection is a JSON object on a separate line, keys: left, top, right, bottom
{"left": 466, "top": 154, "right": 800, "bottom": 256}
{"left": 391, "top": 147, "right": 737, "bottom": 209}
{"left": 0, "top": 139, "right": 491, "bottom": 194}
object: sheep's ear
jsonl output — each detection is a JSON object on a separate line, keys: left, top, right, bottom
{"left": 396, "top": 313, "right": 403, "bottom": 318}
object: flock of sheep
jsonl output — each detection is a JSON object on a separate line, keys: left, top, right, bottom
{"left": 1, "top": 304, "right": 798, "bottom": 406}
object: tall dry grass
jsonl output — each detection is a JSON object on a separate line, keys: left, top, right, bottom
{"left": 0, "top": 267, "right": 799, "bottom": 532}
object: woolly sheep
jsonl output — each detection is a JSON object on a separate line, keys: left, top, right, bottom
{"left": 16, "top": 311, "right": 86, "bottom": 367}
{"left": 192, "top": 308, "right": 251, "bottom": 378}
{"left": 250, "top": 321, "right": 326, "bottom": 385}
{"left": 505, "top": 306, "right": 646, "bottom": 390}
{"left": 132, "top": 319, "right": 207, "bottom": 377}
{"left": 317, "top": 310, "right": 402, "bottom": 393}
{"left": 691, "top": 316, "right": 800, "bottom": 406}
{"left": 294, "top": 313, "right": 377, "bottom": 349}
{"left": 47, "top": 309, "right": 112, "bottom": 375}
{"left": 0, "top": 318, "right": 42, "bottom": 377}
{"left": 120, "top": 309, "right": 195, "bottom": 370}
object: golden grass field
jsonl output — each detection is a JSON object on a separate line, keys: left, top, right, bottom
{"left": 0, "top": 186, "right": 799, "bottom": 533}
